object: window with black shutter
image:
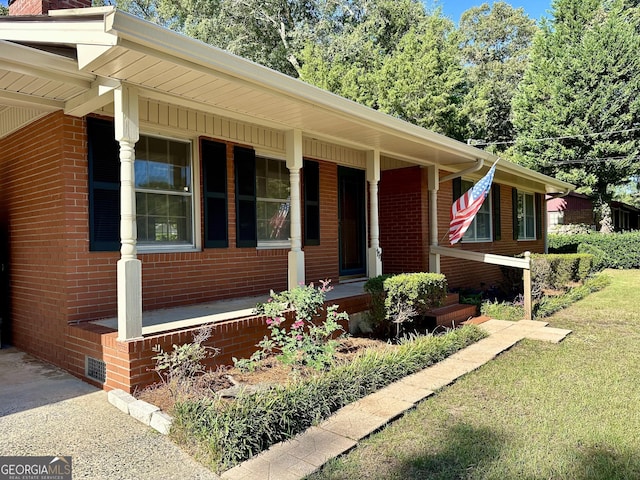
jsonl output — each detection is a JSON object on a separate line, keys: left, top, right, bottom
{"left": 234, "top": 146, "right": 257, "bottom": 247}
{"left": 88, "top": 117, "right": 120, "bottom": 251}
{"left": 304, "top": 159, "right": 320, "bottom": 246}
{"left": 202, "top": 140, "right": 228, "bottom": 248}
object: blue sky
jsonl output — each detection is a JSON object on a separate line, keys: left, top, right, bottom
{"left": 435, "top": 0, "right": 554, "bottom": 23}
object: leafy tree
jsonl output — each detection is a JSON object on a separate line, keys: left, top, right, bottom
{"left": 459, "top": 2, "right": 537, "bottom": 149}
{"left": 117, "top": 0, "right": 346, "bottom": 77}
{"left": 299, "top": 0, "right": 428, "bottom": 107}
{"left": 511, "top": 0, "right": 640, "bottom": 201}
{"left": 0, "top": 4, "right": 8, "bottom": 15}
{"left": 376, "top": 14, "right": 468, "bottom": 139}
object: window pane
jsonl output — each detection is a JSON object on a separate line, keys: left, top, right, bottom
{"left": 135, "top": 134, "right": 193, "bottom": 246}
{"left": 526, "top": 216, "right": 535, "bottom": 238}
{"left": 257, "top": 200, "right": 290, "bottom": 241}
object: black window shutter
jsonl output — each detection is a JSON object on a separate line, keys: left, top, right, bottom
{"left": 303, "top": 159, "right": 320, "bottom": 246}
{"left": 512, "top": 187, "right": 519, "bottom": 240}
{"left": 535, "top": 192, "right": 543, "bottom": 240}
{"left": 492, "top": 185, "right": 501, "bottom": 241}
{"left": 452, "top": 177, "right": 462, "bottom": 201}
{"left": 234, "top": 146, "right": 257, "bottom": 248}
{"left": 202, "top": 140, "right": 228, "bottom": 248}
{"left": 88, "top": 117, "right": 120, "bottom": 252}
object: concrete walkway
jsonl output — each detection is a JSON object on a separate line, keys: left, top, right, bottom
{"left": 221, "top": 319, "right": 572, "bottom": 480}
{"left": 0, "top": 347, "right": 220, "bottom": 480}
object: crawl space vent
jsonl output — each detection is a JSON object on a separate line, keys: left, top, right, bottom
{"left": 85, "top": 356, "right": 106, "bottom": 384}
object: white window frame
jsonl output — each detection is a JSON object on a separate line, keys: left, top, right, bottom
{"left": 461, "top": 178, "right": 493, "bottom": 243}
{"left": 518, "top": 191, "right": 536, "bottom": 241}
{"left": 135, "top": 133, "right": 197, "bottom": 253}
{"left": 256, "top": 156, "right": 291, "bottom": 249}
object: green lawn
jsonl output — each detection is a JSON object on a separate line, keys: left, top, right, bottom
{"left": 308, "top": 269, "right": 640, "bottom": 480}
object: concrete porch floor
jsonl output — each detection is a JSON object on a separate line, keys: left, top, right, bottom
{"left": 92, "top": 280, "right": 368, "bottom": 336}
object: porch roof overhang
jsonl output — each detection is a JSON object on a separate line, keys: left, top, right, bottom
{"left": 0, "top": 7, "right": 574, "bottom": 194}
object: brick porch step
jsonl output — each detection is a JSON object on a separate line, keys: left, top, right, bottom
{"left": 442, "top": 293, "right": 460, "bottom": 307}
{"left": 425, "top": 303, "right": 478, "bottom": 329}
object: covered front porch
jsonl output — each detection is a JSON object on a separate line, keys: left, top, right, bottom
{"left": 92, "top": 279, "right": 369, "bottom": 337}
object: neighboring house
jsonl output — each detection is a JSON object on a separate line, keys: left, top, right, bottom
{"left": 0, "top": 1, "right": 572, "bottom": 392}
{"left": 547, "top": 192, "right": 639, "bottom": 232}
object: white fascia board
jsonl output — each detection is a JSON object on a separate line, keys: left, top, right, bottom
{"left": 0, "top": 18, "right": 117, "bottom": 47}
{"left": 496, "top": 160, "right": 574, "bottom": 193}
{"left": 104, "top": 10, "right": 483, "bottom": 162}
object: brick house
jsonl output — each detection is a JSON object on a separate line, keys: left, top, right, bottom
{"left": 547, "top": 192, "right": 640, "bottom": 232}
{"left": 0, "top": 3, "right": 572, "bottom": 392}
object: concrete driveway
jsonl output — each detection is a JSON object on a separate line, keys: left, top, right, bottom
{"left": 0, "top": 347, "right": 220, "bottom": 480}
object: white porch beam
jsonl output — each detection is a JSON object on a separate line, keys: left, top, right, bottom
{"left": 114, "top": 84, "right": 142, "bottom": 341}
{"left": 286, "top": 129, "right": 305, "bottom": 289}
{"left": 428, "top": 165, "right": 441, "bottom": 273}
{"left": 366, "top": 150, "right": 382, "bottom": 277}
{"left": 0, "top": 90, "right": 64, "bottom": 111}
{"left": 0, "top": 40, "right": 96, "bottom": 82}
{"left": 0, "top": 59, "right": 92, "bottom": 90}
{"left": 64, "top": 78, "right": 118, "bottom": 117}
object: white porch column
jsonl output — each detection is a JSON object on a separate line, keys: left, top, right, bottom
{"left": 114, "top": 85, "right": 142, "bottom": 341}
{"left": 428, "top": 165, "right": 441, "bottom": 273}
{"left": 286, "top": 129, "right": 305, "bottom": 289}
{"left": 366, "top": 150, "right": 382, "bottom": 277}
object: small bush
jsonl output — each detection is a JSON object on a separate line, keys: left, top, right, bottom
{"left": 363, "top": 274, "right": 395, "bottom": 337}
{"left": 480, "top": 299, "right": 525, "bottom": 321}
{"left": 384, "top": 272, "right": 447, "bottom": 319}
{"left": 172, "top": 325, "right": 487, "bottom": 472}
{"left": 239, "top": 280, "right": 347, "bottom": 371}
{"left": 152, "top": 325, "right": 218, "bottom": 401}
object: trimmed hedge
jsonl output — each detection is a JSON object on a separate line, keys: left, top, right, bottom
{"left": 530, "top": 253, "right": 594, "bottom": 291}
{"left": 171, "top": 326, "right": 486, "bottom": 472}
{"left": 384, "top": 272, "right": 447, "bottom": 319}
{"left": 549, "top": 232, "right": 640, "bottom": 269}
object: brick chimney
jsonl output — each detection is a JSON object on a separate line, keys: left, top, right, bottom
{"left": 8, "top": 0, "right": 93, "bottom": 16}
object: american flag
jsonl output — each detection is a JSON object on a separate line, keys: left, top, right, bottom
{"left": 449, "top": 162, "right": 497, "bottom": 245}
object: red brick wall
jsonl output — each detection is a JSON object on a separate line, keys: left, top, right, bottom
{"left": 0, "top": 113, "right": 68, "bottom": 364}
{"left": 304, "top": 160, "right": 339, "bottom": 285}
{"left": 379, "top": 166, "right": 429, "bottom": 273}
{"left": 9, "top": 0, "right": 91, "bottom": 15}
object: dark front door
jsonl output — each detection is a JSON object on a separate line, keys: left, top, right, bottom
{"left": 338, "top": 166, "right": 366, "bottom": 276}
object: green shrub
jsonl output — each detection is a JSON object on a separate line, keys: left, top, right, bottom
{"left": 534, "top": 273, "right": 611, "bottom": 318}
{"left": 577, "top": 243, "right": 609, "bottom": 272}
{"left": 480, "top": 299, "right": 525, "bottom": 321}
{"left": 383, "top": 272, "right": 447, "bottom": 319}
{"left": 363, "top": 274, "right": 395, "bottom": 337}
{"left": 531, "top": 253, "right": 594, "bottom": 291}
{"left": 172, "top": 325, "right": 487, "bottom": 472}
{"left": 549, "top": 231, "right": 640, "bottom": 269}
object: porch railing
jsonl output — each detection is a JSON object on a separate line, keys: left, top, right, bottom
{"left": 430, "top": 246, "right": 532, "bottom": 320}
